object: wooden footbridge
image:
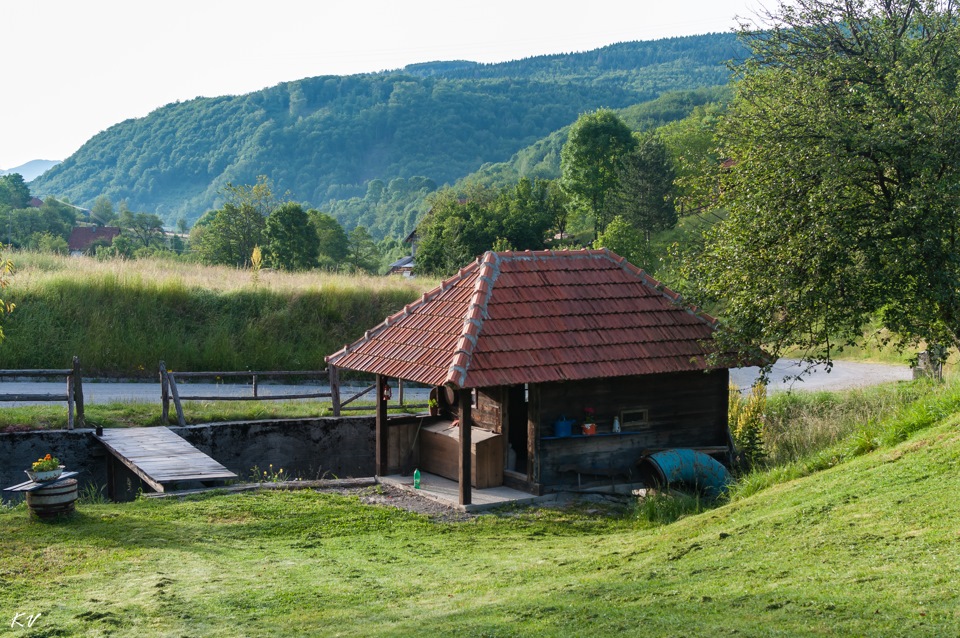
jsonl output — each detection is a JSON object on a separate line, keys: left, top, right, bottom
{"left": 94, "top": 427, "right": 237, "bottom": 497}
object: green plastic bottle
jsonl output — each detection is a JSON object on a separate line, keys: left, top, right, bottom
{"left": 413, "top": 468, "right": 421, "bottom": 489}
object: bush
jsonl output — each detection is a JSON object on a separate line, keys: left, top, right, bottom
{"left": 729, "top": 382, "right": 767, "bottom": 468}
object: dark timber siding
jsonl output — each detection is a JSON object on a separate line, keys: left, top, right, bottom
{"left": 535, "top": 370, "right": 729, "bottom": 487}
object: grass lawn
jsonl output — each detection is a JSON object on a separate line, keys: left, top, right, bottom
{"left": 3, "top": 412, "right": 960, "bottom": 637}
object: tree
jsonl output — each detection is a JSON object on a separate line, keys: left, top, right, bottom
{"left": 346, "top": 226, "right": 380, "bottom": 273}
{"left": 191, "top": 203, "right": 265, "bottom": 267}
{"left": 308, "top": 210, "right": 349, "bottom": 268}
{"left": 593, "top": 215, "right": 646, "bottom": 267}
{"left": 560, "top": 109, "right": 638, "bottom": 238}
{"left": 659, "top": 102, "right": 727, "bottom": 215}
{"left": 695, "top": 0, "right": 960, "bottom": 366}
{"left": 90, "top": 195, "right": 114, "bottom": 226}
{"left": 264, "top": 203, "right": 319, "bottom": 271}
{"left": 0, "top": 174, "right": 31, "bottom": 210}
{"left": 118, "top": 209, "right": 164, "bottom": 247}
{"left": 414, "top": 181, "right": 557, "bottom": 276}
{"left": 190, "top": 177, "right": 278, "bottom": 267}
{"left": 604, "top": 134, "right": 677, "bottom": 242}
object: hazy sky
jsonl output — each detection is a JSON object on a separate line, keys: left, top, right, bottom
{"left": 0, "top": 0, "right": 762, "bottom": 170}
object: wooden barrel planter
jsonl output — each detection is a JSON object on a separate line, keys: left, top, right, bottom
{"left": 26, "top": 479, "right": 78, "bottom": 519}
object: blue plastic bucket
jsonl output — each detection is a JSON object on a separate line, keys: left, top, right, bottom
{"left": 553, "top": 417, "right": 575, "bottom": 437}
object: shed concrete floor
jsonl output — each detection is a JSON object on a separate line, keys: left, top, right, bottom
{"left": 380, "top": 472, "right": 549, "bottom": 512}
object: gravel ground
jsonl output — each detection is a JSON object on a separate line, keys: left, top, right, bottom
{"left": 340, "top": 483, "right": 633, "bottom": 522}
{"left": 352, "top": 483, "right": 476, "bottom": 522}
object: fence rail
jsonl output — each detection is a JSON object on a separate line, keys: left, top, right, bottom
{"left": 159, "top": 362, "right": 428, "bottom": 425}
{"left": 0, "top": 356, "right": 85, "bottom": 429}
{"left": 0, "top": 358, "right": 426, "bottom": 428}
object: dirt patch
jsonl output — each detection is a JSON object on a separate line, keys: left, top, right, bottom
{"left": 349, "top": 483, "right": 475, "bottom": 522}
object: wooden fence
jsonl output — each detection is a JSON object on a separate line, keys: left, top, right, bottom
{"left": 0, "top": 356, "right": 85, "bottom": 429}
{"left": 159, "top": 362, "right": 427, "bottom": 426}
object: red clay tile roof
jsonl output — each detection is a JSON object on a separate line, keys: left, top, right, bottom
{"left": 326, "top": 249, "right": 723, "bottom": 388}
{"left": 68, "top": 226, "right": 120, "bottom": 252}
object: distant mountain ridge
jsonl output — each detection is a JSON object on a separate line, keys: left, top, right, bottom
{"left": 31, "top": 33, "right": 744, "bottom": 236}
{"left": 1, "top": 159, "right": 61, "bottom": 182}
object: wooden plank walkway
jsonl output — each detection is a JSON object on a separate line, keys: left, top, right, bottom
{"left": 94, "top": 427, "right": 237, "bottom": 493}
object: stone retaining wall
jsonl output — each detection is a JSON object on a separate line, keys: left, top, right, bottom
{"left": 1, "top": 417, "right": 375, "bottom": 503}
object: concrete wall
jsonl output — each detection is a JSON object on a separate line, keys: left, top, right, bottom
{"left": 1, "top": 417, "right": 375, "bottom": 503}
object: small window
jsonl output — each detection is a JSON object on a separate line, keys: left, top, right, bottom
{"left": 620, "top": 408, "right": 650, "bottom": 429}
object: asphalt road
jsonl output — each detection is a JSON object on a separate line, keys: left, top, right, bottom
{"left": 0, "top": 359, "right": 913, "bottom": 407}
{"left": 730, "top": 358, "right": 913, "bottom": 393}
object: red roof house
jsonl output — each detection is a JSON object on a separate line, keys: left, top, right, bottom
{"left": 68, "top": 226, "right": 121, "bottom": 255}
{"left": 327, "top": 249, "right": 733, "bottom": 503}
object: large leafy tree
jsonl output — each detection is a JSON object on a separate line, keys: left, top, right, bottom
{"left": 191, "top": 202, "right": 266, "bottom": 267}
{"left": 0, "top": 174, "right": 31, "bottom": 210}
{"left": 560, "top": 109, "right": 637, "bottom": 238}
{"left": 308, "top": 210, "right": 349, "bottom": 268}
{"left": 117, "top": 208, "right": 164, "bottom": 247}
{"left": 696, "top": 0, "right": 960, "bottom": 365}
{"left": 265, "top": 203, "right": 319, "bottom": 271}
{"left": 191, "top": 176, "right": 279, "bottom": 267}
{"left": 414, "top": 180, "right": 557, "bottom": 276}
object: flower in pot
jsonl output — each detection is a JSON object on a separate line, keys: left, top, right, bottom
{"left": 582, "top": 408, "right": 597, "bottom": 436}
{"left": 427, "top": 398, "right": 439, "bottom": 417}
{"left": 27, "top": 454, "right": 64, "bottom": 482}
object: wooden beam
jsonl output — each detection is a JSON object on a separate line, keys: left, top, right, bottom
{"left": 527, "top": 383, "right": 540, "bottom": 483}
{"left": 73, "top": 356, "right": 85, "bottom": 428}
{"left": 459, "top": 389, "right": 472, "bottom": 506}
{"left": 376, "top": 375, "right": 389, "bottom": 475}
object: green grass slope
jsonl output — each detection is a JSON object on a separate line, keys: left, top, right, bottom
{"left": 2, "top": 400, "right": 958, "bottom": 636}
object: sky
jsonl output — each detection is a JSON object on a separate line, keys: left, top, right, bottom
{"left": 0, "top": 0, "right": 762, "bottom": 171}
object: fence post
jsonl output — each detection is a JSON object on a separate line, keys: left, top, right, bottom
{"left": 72, "top": 356, "right": 84, "bottom": 428}
{"left": 160, "top": 361, "right": 169, "bottom": 423}
{"left": 168, "top": 372, "right": 187, "bottom": 426}
{"left": 66, "top": 374, "right": 75, "bottom": 430}
{"left": 329, "top": 365, "right": 341, "bottom": 416}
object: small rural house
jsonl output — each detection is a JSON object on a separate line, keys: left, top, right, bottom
{"left": 326, "top": 249, "right": 734, "bottom": 505}
{"left": 68, "top": 226, "right": 121, "bottom": 256}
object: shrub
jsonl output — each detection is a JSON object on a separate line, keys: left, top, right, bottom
{"left": 729, "top": 382, "right": 767, "bottom": 468}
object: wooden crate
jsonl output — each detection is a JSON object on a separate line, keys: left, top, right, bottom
{"left": 419, "top": 421, "right": 503, "bottom": 488}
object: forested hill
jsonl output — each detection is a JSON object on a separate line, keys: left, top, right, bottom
{"left": 32, "top": 33, "right": 743, "bottom": 232}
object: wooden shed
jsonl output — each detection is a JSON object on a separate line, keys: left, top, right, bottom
{"left": 326, "top": 249, "right": 734, "bottom": 505}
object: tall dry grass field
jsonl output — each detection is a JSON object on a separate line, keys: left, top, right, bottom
{"left": 0, "top": 251, "right": 435, "bottom": 376}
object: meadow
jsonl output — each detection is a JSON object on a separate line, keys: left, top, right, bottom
{"left": 0, "top": 251, "right": 435, "bottom": 376}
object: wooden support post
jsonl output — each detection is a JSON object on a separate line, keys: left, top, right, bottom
{"left": 329, "top": 365, "right": 341, "bottom": 416}
{"left": 66, "top": 374, "right": 75, "bottom": 430}
{"left": 106, "top": 454, "right": 116, "bottom": 502}
{"left": 252, "top": 374, "right": 258, "bottom": 398}
{"left": 527, "top": 383, "right": 539, "bottom": 483}
{"left": 375, "top": 374, "right": 389, "bottom": 476}
{"left": 72, "top": 356, "right": 85, "bottom": 428}
{"left": 459, "top": 388, "right": 472, "bottom": 506}
{"left": 398, "top": 378, "right": 405, "bottom": 407}
{"left": 160, "top": 361, "right": 169, "bottom": 424}
{"left": 168, "top": 373, "right": 187, "bottom": 426}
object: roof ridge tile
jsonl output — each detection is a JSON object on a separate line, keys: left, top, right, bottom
{"left": 444, "top": 251, "right": 501, "bottom": 387}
